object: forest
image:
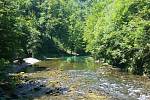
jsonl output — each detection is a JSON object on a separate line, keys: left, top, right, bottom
{"left": 0, "top": 0, "right": 150, "bottom": 99}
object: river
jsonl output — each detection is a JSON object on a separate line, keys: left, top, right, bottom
{"left": 11, "top": 56, "right": 150, "bottom": 100}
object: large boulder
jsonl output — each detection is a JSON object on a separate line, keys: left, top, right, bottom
{"left": 23, "top": 58, "right": 40, "bottom": 65}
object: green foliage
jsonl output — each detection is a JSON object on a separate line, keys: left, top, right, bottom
{"left": 1, "top": 0, "right": 87, "bottom": 60}
{"left": 84, "top": 0, "right": 150, "bottom": 75}
{"left": 0, "top": 0, "right": 19, "bottom": 61}
{"left": 0, "top": 59, "right": 9, "bottom": 71}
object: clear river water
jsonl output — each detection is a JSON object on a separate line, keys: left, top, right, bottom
{"left": 13, "top": 56, "right": 150, "bottom": 100}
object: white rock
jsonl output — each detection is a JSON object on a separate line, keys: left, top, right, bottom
{"left": 138, "top": 95, "right": 147, "bottom": 100}
{"left": 23, "top": 58, "right": 40, "bottom": 65}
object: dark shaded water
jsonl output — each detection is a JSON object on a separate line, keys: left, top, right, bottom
{"left": 9, "top": 56, "right": 150, "bottom": 100}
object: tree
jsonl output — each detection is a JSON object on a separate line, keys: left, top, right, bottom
{"left": 83, "top": 0, "right": 150, "bottom": 75}
{"left": 0, "top": 0, "right": 19, "bottom": 61}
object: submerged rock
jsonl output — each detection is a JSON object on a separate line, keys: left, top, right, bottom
{"left": 45, "top": 87, "right": 69, "bottom": 95}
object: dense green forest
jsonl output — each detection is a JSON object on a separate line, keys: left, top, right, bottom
{"left": 84, "top": 0, "right": 150, "bottom": 75}
{"left": 0, "top": 0, "right": 150, "bottom": 76}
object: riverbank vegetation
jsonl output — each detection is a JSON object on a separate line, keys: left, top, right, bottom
{"left": 0, "top": 0, "right": 150, "bottom": 88}
{"left": 84, "top": 0, "right": 150, "bottom": 76}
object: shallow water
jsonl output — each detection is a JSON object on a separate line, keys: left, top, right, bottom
{"left": 14, "top": 56, "right": 150, "bottom": 100}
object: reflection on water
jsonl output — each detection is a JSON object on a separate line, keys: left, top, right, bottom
{"left": 35, "top": 56, "right": 99, "bottom": 71}
{"left": 21, "top": 56, "right": 150, "bottom": 100}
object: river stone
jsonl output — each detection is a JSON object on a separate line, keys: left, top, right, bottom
{"left": 23, "top": 58, "right": 40, "bottom": 65}
{"left": 45, "top": 87, "right": 69, "bottom": 95}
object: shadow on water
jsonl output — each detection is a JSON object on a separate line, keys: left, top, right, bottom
{"left": 22, "top": 66, "right": 48, "bottom": 73}
{"left": 11, "top": 78, "right": 69, "bottom": 100}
